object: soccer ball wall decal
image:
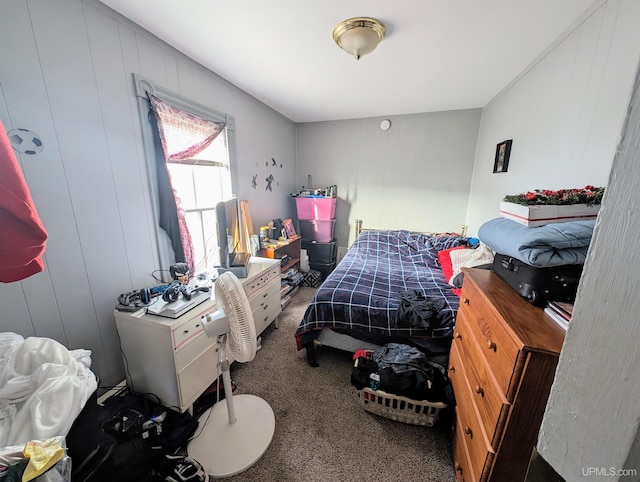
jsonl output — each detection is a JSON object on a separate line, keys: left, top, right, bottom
{"left": 8, "top": 128, "right": 44, "bottom": 155}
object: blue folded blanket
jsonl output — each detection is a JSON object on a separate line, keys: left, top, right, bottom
{"left": 478, "top": 217, "right": 595, "bottom": 267}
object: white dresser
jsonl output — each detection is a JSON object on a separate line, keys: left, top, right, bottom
{"left": 114, "top": 257, "right": 281, "bottom": 413}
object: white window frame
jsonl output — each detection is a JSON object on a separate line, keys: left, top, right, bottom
{"left": 133, "top": 74, "right": 239, "bottom": 278}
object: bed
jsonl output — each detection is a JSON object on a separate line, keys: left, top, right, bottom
{"left": 295, "top": 222, "right": 471, "bottom": 366}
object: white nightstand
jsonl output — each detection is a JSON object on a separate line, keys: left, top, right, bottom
{"left": 113, "top": 257, "right": 281, "bottom": 413}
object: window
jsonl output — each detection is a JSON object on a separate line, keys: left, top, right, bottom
{"left": 166, "top": 132, "right": 232, "bottom": 270}
{"left": 133, "top": 74, "right": 238, "bottom": 277}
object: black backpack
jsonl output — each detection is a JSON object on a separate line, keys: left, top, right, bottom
{"left": 96, "top": 390, "right": 199, "bottom": 481}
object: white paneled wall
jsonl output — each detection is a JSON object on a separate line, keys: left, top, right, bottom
{"left": 538, "top": 60, "right": 640, "bottom": 482}
{"left": 0, "top": 0, "right": 296, "bottom": 386}
{"left": 465, "top": 0, "right": 640, "bottom": 235}
{"left": 296, "top": 110, "right": 482, "bottom": 246}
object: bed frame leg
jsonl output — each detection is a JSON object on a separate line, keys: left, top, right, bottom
{"left": 305, "top": 344, "right": 319, "bottom": 367}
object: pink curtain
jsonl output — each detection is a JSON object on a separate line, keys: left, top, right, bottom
{"left": 149, "top": 94, "right": 226, "bottom": 161}
{"left": 149, "top": 94, "right": 226, "bottom": 271}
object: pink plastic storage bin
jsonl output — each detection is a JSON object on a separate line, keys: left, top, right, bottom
{"left": 295, "top": 197, "right": 337, "bottom": 221}
{"left": 299, "top": 219, "right": 336, "bottom": 243}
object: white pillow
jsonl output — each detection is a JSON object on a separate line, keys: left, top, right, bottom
{"left": 448, "top": 244, "right": 494, "bottom": 285}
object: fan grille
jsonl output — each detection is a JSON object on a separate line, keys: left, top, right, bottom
{"left": 215, "top": 272, "right": 257, "bottom": 363}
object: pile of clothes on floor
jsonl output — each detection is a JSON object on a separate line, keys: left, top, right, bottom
{"left": 0, "top": 332, "right": 98, "bottom": 481}
{"left": 350, "top": 343, "right": 453, "bottom": 406}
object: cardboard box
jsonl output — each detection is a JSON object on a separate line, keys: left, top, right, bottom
{"left": 499, "top": 202, "right": 600, "bottom": 227}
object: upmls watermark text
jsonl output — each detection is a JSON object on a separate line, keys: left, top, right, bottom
{"left": 582, "top": 467, "right": 637, "bottom": 477}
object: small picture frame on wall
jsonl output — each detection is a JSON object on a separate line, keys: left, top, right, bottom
{"left": 283, "top": 218, "right": 297, "bottom": 239}
{"left": 493, "top": 139, "right": 512, "bottom": 173}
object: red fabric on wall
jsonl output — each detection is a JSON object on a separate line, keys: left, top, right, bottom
{"left": 0, "top": 119, "right": 48, "bottom": 282}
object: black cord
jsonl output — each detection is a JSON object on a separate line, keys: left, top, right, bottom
{"left": 116, "top": 334, "right": 179, "bottom": 411}
{"left": 107, "top": 335, "right": 180, "bottom": 413}
{"left": 192, "top": 233, "right": 218, "bottom": 274}
{"left": 188, "top": 403, "right": 214, "bottom": 442}
{"left": 187, "top": 366, "right": 229, "bottom": 443}
{"left": 114, "top": 328, "right": 135, "bottom": 394}
{"left": 152, "top": 269, "right": 171, "bottom": 283}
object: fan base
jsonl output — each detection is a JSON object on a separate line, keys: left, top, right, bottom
{"left": 187, "top": 394, "right": 275, "bottom": 478}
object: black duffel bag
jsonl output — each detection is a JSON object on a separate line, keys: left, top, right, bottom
{"left": 371, "top": 343, "right": 452, "bottom": 405}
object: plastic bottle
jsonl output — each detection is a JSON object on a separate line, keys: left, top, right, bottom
{"left": 300, "top": 249, "right": 310, "bottom": 273}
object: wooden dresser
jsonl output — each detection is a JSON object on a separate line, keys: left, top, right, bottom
{"left": 449, "top": 268, "right": 566, "bottom": 482}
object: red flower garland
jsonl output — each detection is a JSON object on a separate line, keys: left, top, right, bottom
{"left": 503, "top": 185, "right": 604, "bottom": 206}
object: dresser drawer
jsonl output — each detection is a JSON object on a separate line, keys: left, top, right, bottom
{"left": 175, "top": 330, "right": 217, "bottom": 372}
{"left": 448, "top": 341, "right": 466, "bottom": 412}
{"left": 248, "top": 276, "right": 280, "bottom": 312}
{"left": 452, "top": 320, "right": 510, "bottom": 449}
{"left": 177, "top": 342, "right": 219, "bottom": 408}
{"left": 253, "top": 289, "right": 281, "bottom": 336}
{"left": 244, "top": 265, "right": 281, "bottom": 299}
{"left": 453, "top": 408, "right": 478, "bottom": 482}
{"left": 172, "top": 313, "right": 207, "bottom": 350}
{"left": 451, "top": 345, "right": 495, "bottom": 482}
{"left": 458, "top": 285, "right": 524, "bottom": 399}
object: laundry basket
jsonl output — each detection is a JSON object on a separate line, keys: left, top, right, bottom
{"left": 355, "top": 387, "right": 447, "bottom": 427}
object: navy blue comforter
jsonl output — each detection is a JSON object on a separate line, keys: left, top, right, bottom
{"left": 295, "top": 230, "right": 468, "bottom": 350}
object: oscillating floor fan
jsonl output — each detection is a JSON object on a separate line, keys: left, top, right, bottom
{"left": 188, "top": 272, "right": 275, "bottom": 478}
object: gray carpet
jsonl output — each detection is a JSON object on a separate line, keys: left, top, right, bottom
{"left": 208, "top": 287, "right": 456, "bottom": 481}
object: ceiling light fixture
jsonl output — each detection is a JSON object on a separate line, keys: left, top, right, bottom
{"left": 332, "top": 17, "right": 386, "bottom": 60}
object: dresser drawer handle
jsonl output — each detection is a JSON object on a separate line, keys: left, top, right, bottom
{"left": 448, "top": 364, "right": 455, "bottom": 373}
{"left": 263, "top": 292, "right": 268, "bottom": 298}
{"left": 454, "top": 331, "right": 462, "bottom": 340}
{"left": 263, "top": 304, "right": 269, "bottom": 310}
{"left": 455, "top": 462, "right": 463, "bottom": 473}
{"left": 183, "top": 329, "right": 189, "bottom": 334}
{"left": 475, "top": 385, "right": 485, "bottom": 397}
{"left": 487, "top": 340, "right": 497, "bottom": 351}
{"left": 462, "top": 297, "right": 469, "bottom": 305}
{"left": 464, "top": 426, "right": 473, "bottom": 438}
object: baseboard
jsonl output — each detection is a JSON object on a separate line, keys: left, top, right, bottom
{"left": 97, "top": 380, "right": 127, "bottom": 405}
{"left": 525, "top": 447, "right": 565, "bottom": 482}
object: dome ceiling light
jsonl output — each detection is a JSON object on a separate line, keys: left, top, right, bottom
{"left": 332, "top": 17, "right": 386, "bottom": 60}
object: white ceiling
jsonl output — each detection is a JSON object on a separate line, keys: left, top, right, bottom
{"left": 99, "top": 0, "right": 599, "bottom": 123}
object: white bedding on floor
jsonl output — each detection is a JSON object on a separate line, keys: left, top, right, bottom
{"left": 0, "top": 332, "right": 97, "bottom": 447}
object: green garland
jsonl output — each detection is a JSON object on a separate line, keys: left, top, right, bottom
{"left": 503, "top": 185, "right": 604, "bottom": 206}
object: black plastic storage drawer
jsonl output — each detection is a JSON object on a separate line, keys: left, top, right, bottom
{"left": 302, "top": 239, "right": 337, "bottom": 264}
{"left": 298, "top": 219, "right": 336, "bottom": 243}
{"left": 310, "top": 261, "right": 337, "bottom": 281}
